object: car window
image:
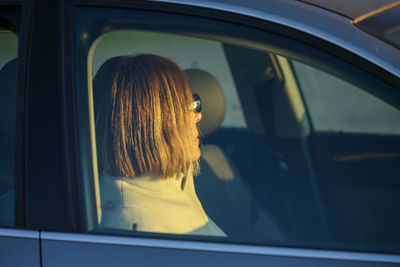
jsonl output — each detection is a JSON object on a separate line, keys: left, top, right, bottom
{"left": 92, "top": 31, "right": 246, "bottom": 129}
{"left": 356, "top": 5, "right": 400, "bottom": 49}
{"left": 75, "top": 7, "right": 400, "bottom": 254}
{"left": 0, "top": 21, "right": 18, "bottom": 226}
{"left": 292, "top": 59, "right": 400, "bottom": 134}
{"left": 91, "top": 31, "right": 248, "bottom": 237}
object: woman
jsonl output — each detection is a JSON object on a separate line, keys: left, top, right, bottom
{"left": 94, "top": 54, "right": 225, "bottom": 236}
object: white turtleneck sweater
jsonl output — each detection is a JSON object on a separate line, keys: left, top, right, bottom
{"left": 99, "top": 172, "right": 226, "bottom": 237}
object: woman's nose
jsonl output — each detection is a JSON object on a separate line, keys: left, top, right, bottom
{"left": 194, "top": 112, "right": 202, "bottom": 123}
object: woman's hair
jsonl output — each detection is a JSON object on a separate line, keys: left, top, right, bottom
{"left": 94, "top": 54, "right": 199, "bottom": 179}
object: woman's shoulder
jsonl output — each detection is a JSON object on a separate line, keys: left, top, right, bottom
{"left": 100, "top": 202, "right": 160, "bottom": 231}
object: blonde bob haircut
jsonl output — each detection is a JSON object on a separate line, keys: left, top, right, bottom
{"left": 93, "top": 54, "right": 199, "bottom": 179}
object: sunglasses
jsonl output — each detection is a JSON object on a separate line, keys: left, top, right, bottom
{"left": 190, "top": 93, "right": 202, "bottom": 113}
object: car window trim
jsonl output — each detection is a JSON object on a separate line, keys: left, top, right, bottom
{"left": 41, "top": 231, "right": 400, "bottom": 264}
{"left": 0, "top": 228, "right": 39, "bottom": 239}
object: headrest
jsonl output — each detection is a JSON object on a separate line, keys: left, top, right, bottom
{"left": 184, "top": 69, "right": 226, "bottom": 136}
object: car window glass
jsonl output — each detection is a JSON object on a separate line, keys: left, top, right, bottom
{"left": 91, "top": 31, "right": 248, "bottom": 237}
{"left": 0, "top": 25, "right": 18, "bottom": 226}
{"left": 292, "top": 59, "right": 400, "bottom": 134}
{"left": 356, "top": 5, "right": 400, "bottom": 49}
{"left": 93, "top": 31, "right": 246, "bottom": 128}
{"left": 75, "top": 8, "right": 400, "bottom": 254}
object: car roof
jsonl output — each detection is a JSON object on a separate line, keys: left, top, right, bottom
{"left": 298, "top": 0, "right": 400, "bottom": 22}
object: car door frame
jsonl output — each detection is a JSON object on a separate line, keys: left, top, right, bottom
{"left": 0, "top": 1, "right": 41, "bottom": 266}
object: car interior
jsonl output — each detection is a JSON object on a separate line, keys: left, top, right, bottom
{"left": 83, "top": 27, "right": 400, "bottom": 250}
{"left": 185, "top": 68, "right": 285, "bottom": 240}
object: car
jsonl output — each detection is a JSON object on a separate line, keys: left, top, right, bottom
{"left": 1, "top": 0, "right": 400, "bottom": 266}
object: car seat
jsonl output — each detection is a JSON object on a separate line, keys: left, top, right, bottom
{"left": 185, "top": 69, "right": 283, "bottom": 239}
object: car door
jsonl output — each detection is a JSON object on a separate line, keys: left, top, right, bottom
{"left": 289, "top": 58, "right": 400, "bottom": 244}
{"left": 0, "top": 4, "right": 41, "bottom": 267}
{"left": 40, "top": 0, "right": 400, "bottom": 266}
